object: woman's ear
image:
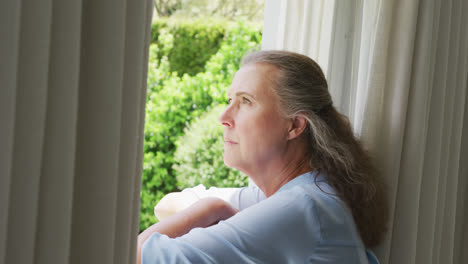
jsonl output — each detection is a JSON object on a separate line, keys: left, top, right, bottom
{"left": 287, "top": 115, "right": 308, "bottom": 140}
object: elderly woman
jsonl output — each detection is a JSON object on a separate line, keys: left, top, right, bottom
{"left": 137, "top": 50, "right": 387, "bottom": 263}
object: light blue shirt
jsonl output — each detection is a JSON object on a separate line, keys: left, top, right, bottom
{"left": 142, "top": 171, "right": 380, "bottom": 263}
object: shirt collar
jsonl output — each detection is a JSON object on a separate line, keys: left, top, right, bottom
{"left": 276, "top": 170, "right": 327, "bottom": 194}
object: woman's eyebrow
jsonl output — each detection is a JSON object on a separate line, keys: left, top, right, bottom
{"left": 235, "top": 91, "right": 256, "bottom": 99}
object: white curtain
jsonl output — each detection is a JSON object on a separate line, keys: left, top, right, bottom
{"left": 0, "top": 0, "right": 153, "bottom": 263}
{"left": 262, "top": 0, "right": 468, "bottom": 263}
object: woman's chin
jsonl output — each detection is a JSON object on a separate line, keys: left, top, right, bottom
{"left": 223, "top": 158, "right": 234, "bottom": 168}
{"left": 223, "top": 157, "right": 241, "bottom": 170}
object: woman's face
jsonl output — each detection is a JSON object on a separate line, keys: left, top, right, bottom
{"left": 219, "top": 63, "right": 291, "bottom": 175}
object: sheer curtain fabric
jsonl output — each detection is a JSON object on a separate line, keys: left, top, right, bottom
{"left": 262, "top": 0, "right": 468, "bottom": 263}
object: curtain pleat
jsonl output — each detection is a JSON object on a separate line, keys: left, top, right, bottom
{"left": 453, "top": 2, "right": 468, "bottom": 263}
{"left": 429, "top": 0, "right": 458, "bottom": 262}
{"left": 413, "top": 1, "right": 442, "bottom": 262}
{"left": 0, "top": 0, "right": 152, "bottom": 263}
{"left": 34, "top": 0, "right": 82, "bottom": 263}
{"left": 391, "top": 0, "right": 437, "bottom": 262}
{"left": 126, "top": 2, "right": 155, "bottom": 261}
{"left": 70, "top": 0, "right": 127, "bottom": 261}
{"left": 4, "top": 0, "right": 53, "bottom": 263}
{"left": 0, "top": 0, "right": 21, "bottom": 262}
{"left": 326, "top": 1, "right": 357, "bottom": 115}
{"left": 455, "top": 79, "right": 468, "bottom": 264}
{"left": 438, "top": 1, "right": 464, "bottom": 262}
{"left": 369, "top": 1, "right": 420, "bottom": 263}
{"left": 112, "top": 0, "right": 152, "bottom": 263}
{"left": 261, "top": 0, "right": 468, "bottom": 263}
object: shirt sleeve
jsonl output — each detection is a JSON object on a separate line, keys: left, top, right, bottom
{"left": 143, "top": 191, "right": 321, "bottom": 264}
{"left": 144, "top": 187, "right": 373, "bottom": 264}
{"left": 181, "top": 184, "right": 266, "bottom": 210}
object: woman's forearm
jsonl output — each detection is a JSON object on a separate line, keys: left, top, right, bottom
{"left": 137, "top": 197, "right": 238, "bottom": 264}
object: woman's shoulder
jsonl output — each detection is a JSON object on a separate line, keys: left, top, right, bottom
{"left": 269, "top": 173, "right": 364, "bottom": 247}
{"left": 213, "top": 174, "right": 368, "bottom": 262}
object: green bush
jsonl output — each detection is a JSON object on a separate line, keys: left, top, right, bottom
{"left": 173, "top": 105, "right": 248, "bottom": 189}
{"left": 151, "top": 19, "right": 226, "bottom": 76}
{"left": 140, "top": 19, "right": 261, "bottom": 231}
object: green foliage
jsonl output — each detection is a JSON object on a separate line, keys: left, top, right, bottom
{"left": 150, "top": 20, "right": 167, "bottom": 43}
{"left": 153, "top": 0, "right": 265, "bottom": 23}
{"left": 173, "top": 105, "right": 248, "bottom": 188}
{"left": 151, "top": 19, "right": 226, "bottom": 76}
{"left": 140, "top": 19, "right": 261, "bottom": 232}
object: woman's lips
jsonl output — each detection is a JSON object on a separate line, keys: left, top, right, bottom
{"left": 224, "top": 139, "right": 238, "bottom": 145}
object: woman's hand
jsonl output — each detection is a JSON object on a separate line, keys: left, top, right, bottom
{"left": 137, "top": 198, "right": 238, "bottom": 264}
{"left": 154, "top": 191, "right": 200, "bottom": 221}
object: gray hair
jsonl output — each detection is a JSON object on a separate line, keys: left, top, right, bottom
{"left": 242, "top": 50, "right": 332, "bottom": 115}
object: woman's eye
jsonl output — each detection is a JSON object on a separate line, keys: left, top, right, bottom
{"left": 227, "top": 98, "right": 232, "bottom": 104}
{"left": 242, "top": 97, "right": 251, "bottom": 104}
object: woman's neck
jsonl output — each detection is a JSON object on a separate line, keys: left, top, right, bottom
{"left": 248, "top": 142, "right": 313, "bottom": 197}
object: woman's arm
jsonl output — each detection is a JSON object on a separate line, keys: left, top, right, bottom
{"left": 137, "top": 197, "right": 238, "bottom": 264}
{"left": 154, "top": 185, "right": 266, "bottom": 221}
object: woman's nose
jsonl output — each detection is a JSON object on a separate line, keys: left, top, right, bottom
{"left": 219, "top": 106, "right": 234, "bottom": 127}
